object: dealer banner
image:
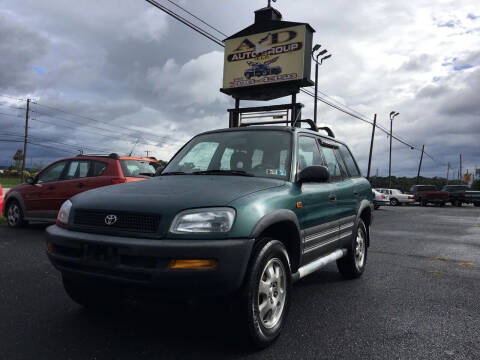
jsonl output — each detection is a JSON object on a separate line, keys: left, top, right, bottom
{"left": 223, "top": 25, "right": 309, "bottom": 90}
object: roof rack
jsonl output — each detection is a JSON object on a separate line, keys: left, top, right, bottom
{"left": 76, "top": 153, "right": 119, "bottom": 159}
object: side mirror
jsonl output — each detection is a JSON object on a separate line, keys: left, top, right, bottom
{"left": 155, "top": 166, "right": 165, "bottom": 176}
{"left": 26, "top": 177, "right": 35, "bottom": 185}
{"left": 297, "top": 166, "right": 329, "bottom": 184}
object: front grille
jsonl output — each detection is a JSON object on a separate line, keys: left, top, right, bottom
{"left": 74, "top": 210, "right": 161, "bottom": 233}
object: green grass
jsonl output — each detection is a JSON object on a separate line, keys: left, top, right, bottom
{"left": 0, "top": 177, "right": 21, "bottom": 188}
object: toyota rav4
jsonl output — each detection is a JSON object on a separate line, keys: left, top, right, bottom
{"left": 46, "top": 125, "right": 373, "bottom": 348}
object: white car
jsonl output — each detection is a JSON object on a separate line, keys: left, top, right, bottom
{"left": 376, "top": 188, "right": 415, "bottom": 206}
{"left": 372, "top": 189, "right": 389, "bottom": 210}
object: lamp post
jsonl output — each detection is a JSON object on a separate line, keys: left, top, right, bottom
{"left": 388, "top": 111, "right": 399, "bottom": 188}
{"left": 312, "top": 44, "right": 332, "bottom": 124}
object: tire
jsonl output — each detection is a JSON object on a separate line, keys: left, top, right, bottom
{"left": 6, "top": 199, "right": 28, "bottom": 228}
{"left": 337, "top": 219, "right": 368, "bottom": 279}
{"left": 456, "top": 201, "right": 462, "bottom": 207}
{"left": 62, "top": 275, "right": 123, "bottom": 311}
{"left": 390, "top": 198, "right": 399, "bottom": 206}
{"left": 420, "top": 199, "right": 427, "bottom": 207}
{"left": 440, "top": 202, "right": 446, "bottom": 207}
{"left": 245, "top": 73, "right": 252, "bottom": 79}
{"left": 474, "top": 203, "right": 480, "bottom": 207}
{"left": 240, "top": 238, "right": 291, "bottom": 349}
{"left": 374, "top": 204, "right": 380, "bottom": 210}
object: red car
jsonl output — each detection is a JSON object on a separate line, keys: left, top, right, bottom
{"left": 2, "top": 154, "right": 158, "bottom": 227}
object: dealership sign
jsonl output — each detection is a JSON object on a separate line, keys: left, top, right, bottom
{"left": 220, "top": 11, "right": 314, "bottom": 101}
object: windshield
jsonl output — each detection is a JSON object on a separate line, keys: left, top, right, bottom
{"left": 417, "top": 185, "right": 436, "bottom": 191}
{"left": 163, "top": 130, "right": 291, "bottom": 179}
{"left": 120, "top": 160, "right": 157, "bottom": 177}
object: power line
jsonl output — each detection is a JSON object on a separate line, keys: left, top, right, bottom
{"left": 164, "top": 0, "right": 228, "bottom": 37}
{"left": 31, "top": 102, "right": 184, "bottom": 145}
{"left": 144, "top": 0, "right": 225, "bottom": 46}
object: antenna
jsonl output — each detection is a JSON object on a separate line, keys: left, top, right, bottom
{"left": 129, "top": 138, "right": 140, "bottom": 156}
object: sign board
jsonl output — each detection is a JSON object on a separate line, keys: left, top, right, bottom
{"left": 221, "top": 23, "right": 313, "bottom": 100}
{"left": 463, "top": 173, "right": 471, "bottom": 183}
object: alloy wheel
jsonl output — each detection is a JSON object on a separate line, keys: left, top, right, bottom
{"left": 257, "top": 258, "right": 286, "bottom": 329}
{"left": 354, "top": 227, "right": 366, "bottom": 270}
{"left": 7, "top": 203, "right": 21, "bottom": 226}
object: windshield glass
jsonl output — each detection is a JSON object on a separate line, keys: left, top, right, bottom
{"left": 163, "top": 130, "right": 291, "bottom": 179}
{"left": 120, "top": 160, "right": 157, "bottom": 177}
{"left": 418, "top": 185, "right": 436, "bottom": 191}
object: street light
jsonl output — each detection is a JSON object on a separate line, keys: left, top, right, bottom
{"left": 388, "top": 111, "right": 400, "bottom": 188}
{"left": 312, "top": 44, "right": 332, "bottom": 124}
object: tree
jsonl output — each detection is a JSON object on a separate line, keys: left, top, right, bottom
{"left": 13, "top": 149, "right": 24, "bottom": 170}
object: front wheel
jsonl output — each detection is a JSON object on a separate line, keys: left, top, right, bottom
{"left": 240, "top": 239, "right": 291, "bottom": 348}
{"left": 6, "top": 199, "right": 27, "bottom": 228}
{"left": 337, "top": 219, "right": 368, "bottom": 279}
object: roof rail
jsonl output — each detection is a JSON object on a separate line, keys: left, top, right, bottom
{"left": 240, "top": 119, "right": 319, "bottom": 132}
{"left": 76, "top": 153, "right": 119, "bottom": 159}
{"left": 317, "top": 127, "right": 335, "bottom": 138}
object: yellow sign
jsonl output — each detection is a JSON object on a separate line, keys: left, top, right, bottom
{"left": 223, "top": 25, "right": 308, "bottom": 90}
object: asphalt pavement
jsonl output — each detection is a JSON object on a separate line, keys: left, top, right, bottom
{"left": 1, "top": 206, "right": 479, "bottom": 359}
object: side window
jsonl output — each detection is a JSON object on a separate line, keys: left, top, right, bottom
{"left": 320, "top": 146, "right": 342, "bottom": 181}
{"left": 297, "top": 136, "right": 323, "bottom": 172}
{"left": 92, "top": 161, "right": 108, "bottom": 177}
{"left": 338, "top": 144, "right": 361, "bottom": 177}
{"left": 37, "top": 161, "right": 68, "bottom": 183}
{"left": 65, "top": 161, "right": 90, "bottom": 180}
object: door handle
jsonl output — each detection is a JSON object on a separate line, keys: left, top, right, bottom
{"left": 47, "top": 186, "right": 55, "bottom": 190}
{"left": 329, "top": 193, "right": 336, "bottom": 201}
{"left": 78, "top": 183, "right": 85, "bottom": 188}
{"left": 354, "top": 191, "right": 359, "bottom": 196}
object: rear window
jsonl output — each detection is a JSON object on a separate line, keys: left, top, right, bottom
{"left": 120, "top": 160, "right": 156, "bottom": 177}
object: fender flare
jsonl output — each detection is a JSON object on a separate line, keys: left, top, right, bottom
{"left": 249, "top": 209, "right": 302, "bottom": 271}
{"left": 2, "top": 191, "right": 26, "bottom": 217}
{"left": 355, "top": 199, "right": 373, "bottom": 247}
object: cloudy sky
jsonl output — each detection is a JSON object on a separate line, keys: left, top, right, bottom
{"left": 0, "top": 0, "right": 479, "bottom": 178}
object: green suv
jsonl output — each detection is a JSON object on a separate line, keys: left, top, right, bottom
{"left": 46, "top": 126, "right": 373, "bottom": 347}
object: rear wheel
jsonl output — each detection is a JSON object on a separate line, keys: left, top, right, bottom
{"left": 6, "top": 199, "right": 27, "bottom": 228}
{"left": 240, "top": 239, "right": 291, "bottom": 349}
{"left": 337, "top": 219, "right": 368, "bottom": 279}
{"left": 62, "top": 276, "right": 123, "bottom": 311}
{"left": 390, "top": 198, "right": 399, "bottom": 206}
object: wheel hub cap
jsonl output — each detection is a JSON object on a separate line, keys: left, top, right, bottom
{"left": 258, "top": 258, "right": 286, "bottom": 329}
{"left": 355, "top": 228, "right": 365, "bottom": 270}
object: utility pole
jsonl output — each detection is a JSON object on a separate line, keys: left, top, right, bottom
{"left": 366, "top": 114, "right": 377, "bottom": 179}
{"left": 459, "top": 154, "right": 462, "bottom": 182}
{"left": 416, "top": 144, "right": 424, "bottom": 185}
{"left": 388, "top": 111, "right": 399, "bottom": 188}
{"left": 145, "top": 150, "right": 151, "bottom": 157}
{"left": 446, "top": 162, "right": 450, "bottom": 185}
{"left": 21, "top": 98, "right": 30, "bottom": 183}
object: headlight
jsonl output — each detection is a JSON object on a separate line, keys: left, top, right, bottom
{"left": 56, "top": 200, "right": 72, "bottom": 227}
{"left": 170, "top": 207, "right": 236, "bottom": 234}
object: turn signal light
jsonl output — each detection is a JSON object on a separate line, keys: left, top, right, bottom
{"left": 47, "top": 241, "right": 53, "bottom": 252}
{"left": 169, "top": 259, "right": 218, "bottom": 270}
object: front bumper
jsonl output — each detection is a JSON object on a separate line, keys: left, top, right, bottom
{"left": 46, "top": 225, "right": 255, "bottom": 295}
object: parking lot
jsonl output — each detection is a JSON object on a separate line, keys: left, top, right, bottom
{"left": 1, "top": 205, "right": 479, "bottom": 360}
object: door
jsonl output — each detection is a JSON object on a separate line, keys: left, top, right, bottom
{"left": 61, "top": 160, "right": 92, "bottom": 201}
{"left": 295, "top": 136, "right": 340, "bottom": 265}
{"left": 25, "top": 160, "right": 69, "bottom": 218}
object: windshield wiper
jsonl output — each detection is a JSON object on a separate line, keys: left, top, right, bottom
{"left": 192, "top": 170, "right": 254, "bottom": 177}
{"left": 161, "top": 171, "right": 187, "bottom": 176}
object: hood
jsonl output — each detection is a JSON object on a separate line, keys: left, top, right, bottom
{"left": 71, "top": 175, "right": 286, "bottom": 215}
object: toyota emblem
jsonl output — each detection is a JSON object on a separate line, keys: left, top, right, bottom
{"left": 105, "top": 214, "right": 118, "bottom": 226}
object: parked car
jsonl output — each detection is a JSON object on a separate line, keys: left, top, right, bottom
{"left": 372, "top": 189, "right": 389, "bottom": 210}
{"left": 376, "top": 188, "right": 414, "bottom": 206}
{"left": 46, "top": 125, "right": 373, "bottom": 348}
{"left": 409, "top": 184, "right": 449, "bottom": 206}
{"left": 2, "top": 154, "right": 158, "bottom": 227}
{"left": 441, "top": 185, "right": 480, "bottom": 207}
